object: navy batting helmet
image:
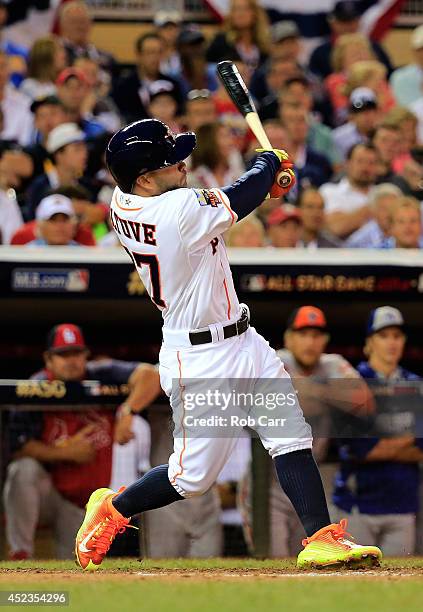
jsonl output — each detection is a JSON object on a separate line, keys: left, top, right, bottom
{"left": 106, "top": 119, "right": 196, "bottom": 193}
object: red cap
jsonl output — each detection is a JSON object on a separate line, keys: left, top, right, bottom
{"left": 56, "top": 67, "right": 89, "bottom": 87}
{"left": 267, "top": 204, "right": 302, "bottom": 227}
{"left": 47, "top": 324, "right": 87, "bottom": 353}
{"left": 287, "top": 306, "right": 327, "bottom": 331}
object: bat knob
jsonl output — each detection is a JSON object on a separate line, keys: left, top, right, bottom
{"left": 277, "top": 170, "right": 294, "bottom": 189}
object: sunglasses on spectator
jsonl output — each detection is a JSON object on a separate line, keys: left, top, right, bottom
{"left": 187, "top": 89, "right": 211, "bottom": 101}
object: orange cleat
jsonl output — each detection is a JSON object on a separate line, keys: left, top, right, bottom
{"left": 297, "top": 518, "right": 382, "bottom": 570}
{"left": 75, "top": 487, "right": 135, "bottom": 571}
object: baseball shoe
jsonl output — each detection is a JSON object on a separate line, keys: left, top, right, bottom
{"left": 9, "top": 550, "right": 29, "bottom": 561}
{"left": 75, "top": 486, "right": 135, "bottom": 571}
{"left": 297, "top": 518, "right": 382, "bottom": 570}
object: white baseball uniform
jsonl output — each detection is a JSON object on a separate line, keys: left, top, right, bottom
{"left": 110, "top": 186, "right": 312, "bottom": 497}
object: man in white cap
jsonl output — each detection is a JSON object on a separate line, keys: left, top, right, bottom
{"left": 390, "top": 25, "right": 423, "bottom": 107}
{"left": 26, "top": 194, "right": 79, "bottom": 247}
{"left": 26, "top": 123, "right": 88, "bottom": 219}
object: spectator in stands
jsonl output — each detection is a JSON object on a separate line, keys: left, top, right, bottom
{"left": 279, "top": 104, "right": 333, "bottom": 189}
{"left": 278, "top": 78, "right": 342, "bottom": 170}
{"left": 297, "top": 188, "right": 341, "bottom": 248}
{"left": 154, "top": 10, "right": 182, "bottom": 76}
{"left": 26, "top": 95, "right": 67, "bottom": 171}
{"left": 73, "top": 57, "right": 121, "bottom": 134}
{"left": 333, "top": 307, "right": 422, "bottom": 556}
{"left": 332, "top": 88, "right": 380, "bottom": 161}
{"left": 225, "top": 214, "right": 265, "bottom": 247}
{"left": 372, "top": 123, "right": 401, "bottom": 183}
{"left": 58, "top": 0, "right": 115, "bottom": 74}
{"left": 383, "top": 107, "right": 420, "bottom": 172}
{"left": 56, "top": 67, "right": 104, "bottom": 138}
{"left": 391, "top": 154, "right": 423, "bottom": 201}
{"left": 320, "top": 143, "right": 379, "bottom": 239}
{"left": 112, "top": 32, "right": 183, "bottom": 125}
{"left": 187, "top": 122, "right": 245, "bottom": 189}
{"left": 344, "top": 61, "right": 396, "bottom": 118}
{"left": 379, "top": 196, "right": 423, "bottom": 249}
{"left": 0, "top": 182, "right": 23, "bottom": 244}
{"left": 26, "top": 122, "right": 88, "bottom": 217}
{"left": 26, "top": 194, "right": 78, "bottom": 247}
{"left": 176, "top": 26, "right": 219, "bottom": 97}
{"left": 256, "top": 57, "right": 303, "bottom": 120}
{"left": 206, "top": 0, "right": 270, "bottom": 72}
{"left": 0, "top": 50, "right": 33, "bottom": 145}
{"left": 347, "top": 183, "right": 401, "bottom": 248}
{"left": 183, "top": 89, "right": 217, "bottom": 132}
{"left": 20, "top": 36, "right": 66, "bottom": 102}
{"left": 324, "top": 33, "right": 375, "bottom": 125}
{"left": 309, "top": 1, "right": 392, "bottom": 81}
{"left": 147, "top": 88, "right": 181, "bottom": 134}
{"left": 390, "top": 25, "right": 423, "bottom": 107}
{"left": 266, "top": 204, "right": 302, "bottom": 248}
{"left": 4, "top": 323, "right": 152, "bottom": 560}
{"left": 0, "top": 0, "right": 28, "bottom": 87}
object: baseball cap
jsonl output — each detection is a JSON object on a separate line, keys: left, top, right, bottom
{"left": 30, "top": 95, "right": 61, "bottom": 115}
{"left": 46, "top": 324, "right": 87, "bottom": 353}
{"left": 411, "top": 25, "right": 423, "bottom": 51}
{"left": 177, "top": 25, "right": 205, "bottom": 46}
{"left": 35, "top": 194, "right": 75, "bottom": 221}
{"left": 349, "top": 87, "right": 378, "bottom": 113}
{"left": 330, "top": 1, "right": 360, "bottom": 21}
{"left": 366, "top": 306, "right": 404, "bottom": 335}
{"left": 148, "top": 79, "right": 178, "bottom": 101}
{"left": 56, "top": 67, "right": 89, "bottom": 87}
{"left": 46, "top": 122, "right": 85, "bottom": 154}
{"left": 154, "top": 10, "right": 182, "bottom": 27}
{"left": 272, "top": 21, "right": 300, "bottom": 43}
{"left": 267, "top": 204, "right": 302, "bottom": 227}
{"left": 287, "top": 306, "right": 327, "bottom": 331}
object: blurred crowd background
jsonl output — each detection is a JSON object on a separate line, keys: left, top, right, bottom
{"left": 1, "top": 0, "right": 423, "bottom": 563}
{"left": 0, "top": 0, "right": 422, "bottom": 250}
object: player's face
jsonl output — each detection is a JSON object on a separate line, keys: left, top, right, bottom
{"left": 367, "top": 327, "right": 405, "bottom": 368}
{"left": 287, "top": 329, "right": 328, "bottom": 369}
{"left": 45, "top": 350, "right": 88, "bottom": 381}
{"left": 149, "top": 161, "right": 188, "bottom": 193}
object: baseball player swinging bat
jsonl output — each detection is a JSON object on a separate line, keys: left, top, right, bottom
{"left": 216, "top": 60, "right": 294, "bottom": 189}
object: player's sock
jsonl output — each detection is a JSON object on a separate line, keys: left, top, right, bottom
{"left": 274, "top": 449, "right": 330, "bottom": 537}
{"left": 112, "top": 464, "right": 184, "bottom": 518}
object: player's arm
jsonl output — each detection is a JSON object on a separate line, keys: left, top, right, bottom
{"left": 221, "top": 151, "right": 293, "bottom": 220}
{"left": 124, "top": 364, "right": 162, "bottom": 413}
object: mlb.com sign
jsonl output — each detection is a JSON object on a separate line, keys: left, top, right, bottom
{"left": 12, "top": 268, "right": 90, "bottom": 292}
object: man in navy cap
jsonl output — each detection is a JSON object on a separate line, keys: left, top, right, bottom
{"left": 309, "top": 1, "right": 393, "bottom": 81}
{"left": 333, "top": 306, "right": 423, "bottom": 556}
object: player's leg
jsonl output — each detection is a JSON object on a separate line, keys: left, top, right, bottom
{"left": 249, "top": 328, "right": 382, "bottom": 568}
{"left": 377, "top": 513, "right": 415, "bottom": 556}
{"left": 3, "top": 457, "right": 54, "bottom": 559}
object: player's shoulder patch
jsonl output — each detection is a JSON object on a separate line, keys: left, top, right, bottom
{"left": 192, "top": 189, "right": 222, "bottom": 208}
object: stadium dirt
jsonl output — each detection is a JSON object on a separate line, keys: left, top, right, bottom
{"left": 1, "top": 559, "right": 423, "bottom": 611}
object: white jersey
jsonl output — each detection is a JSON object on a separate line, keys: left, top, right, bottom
{"left": 110, "top": 186, "right": 240, "bottom": 331}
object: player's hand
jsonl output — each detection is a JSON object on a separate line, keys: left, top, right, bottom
{"left": 114, "top": 413, "right": 135, "bottom": 445}
{"left": 256, "top": 148, "right": 296, "bottom": 196}
{"left": 57, "top": 425, "right": 96, "bottom": 464}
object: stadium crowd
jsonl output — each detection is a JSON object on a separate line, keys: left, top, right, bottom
{"left": 0, "top": 0, "right": 422, "bottom": 249}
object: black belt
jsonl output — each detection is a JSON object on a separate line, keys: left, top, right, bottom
{"left": 189, "top": 310, "right": 249, "bottom": 346}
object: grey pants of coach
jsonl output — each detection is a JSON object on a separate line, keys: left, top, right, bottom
{"left": 332, "top": 506, "right": 416, "bottom": 556}
{"left": 3, "top": 457, "right": 84, "bottom": 559}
